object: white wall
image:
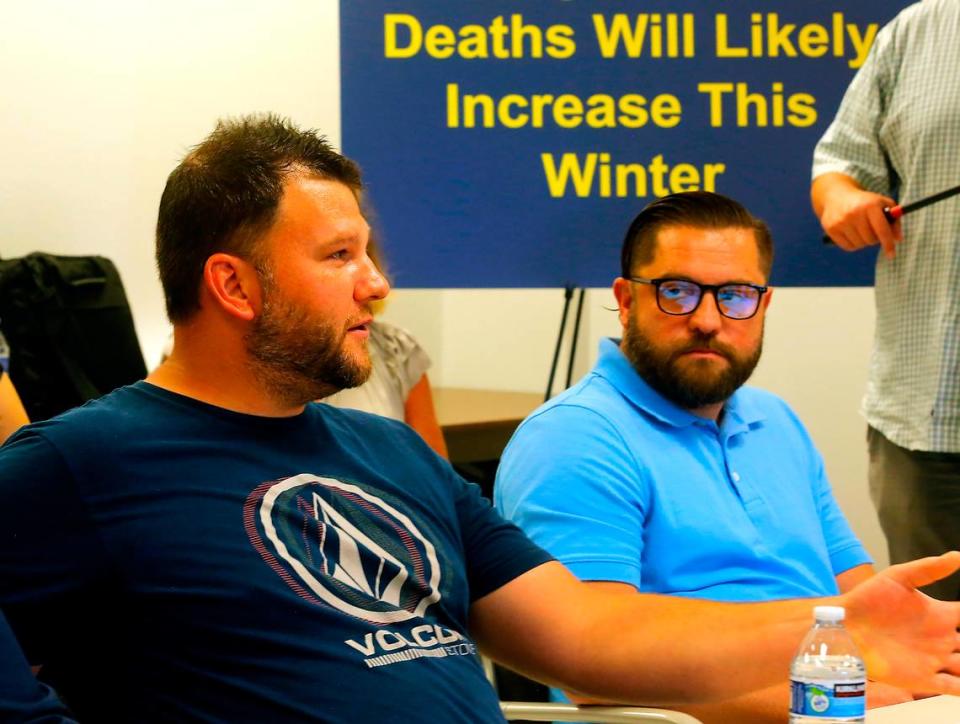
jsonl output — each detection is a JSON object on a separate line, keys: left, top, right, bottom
{"left": 2, "top": 0, "right": 342, "bottom": 367}
{"left": 1, "top": 1, "right": 887, "bottom": 566}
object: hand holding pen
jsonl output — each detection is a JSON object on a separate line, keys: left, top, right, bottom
{"left": 821, "top": 182, "right": 960, "bottom": 257}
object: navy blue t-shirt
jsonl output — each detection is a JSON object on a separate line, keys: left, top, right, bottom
{"left": 0, "top": 382, "right": 551, "bottom": 722}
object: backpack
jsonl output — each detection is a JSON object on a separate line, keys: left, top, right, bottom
{"left": 0, "top": 253, "right": 147, "bottom": 421}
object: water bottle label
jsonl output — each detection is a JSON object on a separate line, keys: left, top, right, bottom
{"left": 790, "top": 679, "right": 865, "bottom": 718}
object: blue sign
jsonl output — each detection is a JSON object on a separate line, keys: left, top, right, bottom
{"left": 341, "top": 1, "right": 904, "bottom": 288}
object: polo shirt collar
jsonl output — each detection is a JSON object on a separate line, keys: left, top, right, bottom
{"left": 593, "top": 338, "right": 766, "bottom": 434}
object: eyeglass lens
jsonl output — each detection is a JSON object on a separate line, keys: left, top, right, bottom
{"left": 658, "top": 281, "right": 760, "bottom": 319}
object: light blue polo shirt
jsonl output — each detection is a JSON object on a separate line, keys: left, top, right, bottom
{"left": 495, "top": 338, "right": 870, "bottom": 603}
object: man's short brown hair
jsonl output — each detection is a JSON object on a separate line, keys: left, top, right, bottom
{"left": 156, "top": 114, "right": 363, "bottom": 323}
{"left": 620, "top": 191, "right": 774, "bottom": 280}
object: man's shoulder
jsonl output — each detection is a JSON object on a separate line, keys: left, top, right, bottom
{"left": 16, "top": 382, "right": 151, "bottom": 439}
{"left": 551, "top": 370, "right": 640, "bottom": 416}
{"left": 496, "top": 375, "right": 646, "bottom": 513}
{"left": 875, "top": 0, "right": 955, "bottom": 55}
{"left": 893, "top": 0, "right": 956, "bottom": 29}
{"left": 502, "top": 374, "right": 649, "bottom": 474}
{"left": 0, "top": 384, "right": 158, "bottom": 495}
{"left": 519, "top": 373, "right": 634, "bottom": 433}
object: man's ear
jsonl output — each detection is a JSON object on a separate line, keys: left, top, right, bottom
{"left": 612, "top": 277, "right": 634, "bottom": 329}
{"left": 762, "top": 286, "right": 774, "bottom": 312}
{"left": 202, "top": 253, "right": 261, "bottom": 322}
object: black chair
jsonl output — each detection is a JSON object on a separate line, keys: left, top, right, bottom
{"left": 0, "top": 253, "right": 146, "bottom": 421}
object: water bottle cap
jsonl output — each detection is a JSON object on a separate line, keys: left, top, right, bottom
{"left": 813, "top": 605, "right": 845, "bottom": 622}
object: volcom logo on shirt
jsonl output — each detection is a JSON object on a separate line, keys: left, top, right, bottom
{"left": 244, "top": 473, "right": 442, "bottom": 624}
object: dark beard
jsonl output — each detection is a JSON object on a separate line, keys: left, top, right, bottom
{"left": 622, "top": 320, "right": 762, "bottom": 410}
{"left": 245, "top": 294, "right": 371, "bottom": 407}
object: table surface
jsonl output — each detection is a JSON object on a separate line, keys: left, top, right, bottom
{"left": 434, "top": 387, "right": 544, "bottom": 430}
{"left": 867, "top": 695, "right": 960, "bottom": 722}
{"left": 434, "top": 387, "right": 544, "bottom": 466}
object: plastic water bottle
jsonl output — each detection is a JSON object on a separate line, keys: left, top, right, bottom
{"left": 789, "top": 605, "right": 865, "bottom": 723}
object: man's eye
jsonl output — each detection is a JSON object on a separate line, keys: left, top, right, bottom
{"left": 661, "top": 283, "right": 696, "bottom": 299}
{"left": 328, "top": 249, "right": 349, "bottom": 261}
{"left": 718, "top": 286, "right": 752, "bottom": 302}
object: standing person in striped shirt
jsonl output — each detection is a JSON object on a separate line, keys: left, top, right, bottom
{"left": 812, "top": 0, "right": 960, "bottom": 600}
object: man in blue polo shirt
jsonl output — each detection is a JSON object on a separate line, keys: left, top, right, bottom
{"left": 496, "top": 191, "right": 911, "bottom": 721}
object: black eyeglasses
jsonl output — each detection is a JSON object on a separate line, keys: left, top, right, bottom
{"left": 629, "top": 277, "right": 768, "bottom": 320}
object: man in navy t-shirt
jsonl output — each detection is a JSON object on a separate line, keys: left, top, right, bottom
{"left": 2, "top": 115, "right": 960, "bottom": 722}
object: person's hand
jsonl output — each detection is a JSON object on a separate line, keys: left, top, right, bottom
{"left": 819, "top": 186, "right": 902, "bottom": 258}
{"left": 843, "top": 552, "right": 960, "bottom": 693}
{"left": 866, "top": 680, "right": 914, "bottom": 709}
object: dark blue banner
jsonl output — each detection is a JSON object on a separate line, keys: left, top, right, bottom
{"left": 341, "top": 1, "right": 904, "bottom": 287}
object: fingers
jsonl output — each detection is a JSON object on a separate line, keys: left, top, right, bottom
{"left": 824, "top": 218, "right": 870, "bottom": 251}
{"left": 944, "top": 652, "right": 960, "bottom": 676}
{"left": 905, "top": 655, "right": 960, "bottom": 696}
{"left": 885, "top": 551, "right": 960, "bottom": 590}
{"left": 822, "top": 192, "right": 900, "bottom": 254}
{"left": 929, "top": 671, "right": 960, "bottom": 696}
{"left": 869, "top": 205, "right": 899, "bottom": 259}
{"left": 826, "top": 230, "right": 858, "bottom": 251}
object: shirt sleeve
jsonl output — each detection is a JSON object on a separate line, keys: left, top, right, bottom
{"left": 808, "top": 443, "right": 873, "bottom": 576}
{"left": 452, "top": 472, "right": 554, "bottom": 602}
{"left": 0, "top": 609, "right": 76, "bottom": 723}
{"left": 812, "top": 20, "right": 897, "bottom": 194}
{"left": 0, "top": 429, "right": 110, "bottom": 663}
{"left": 495, "top": 404, "right": 647, "bottom": 588}
{"left": 373, "top": 322, "right": 431, "bottom": 400}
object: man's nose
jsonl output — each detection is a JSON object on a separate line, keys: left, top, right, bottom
{"left": 357, "top": 257, "right": 390, "bottom": 302}
{"left": 688, "top": 289, "right": 723, "bottom": 334}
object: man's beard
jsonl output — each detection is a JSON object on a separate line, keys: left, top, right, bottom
{"left": 245, "top": 289, "right": 372, "bottom": 407}
{"left": 623, "top": 311, "right": 762, "bottom": 410}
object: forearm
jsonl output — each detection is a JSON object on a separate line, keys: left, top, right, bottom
{"left": 470, "top": 552, "right": 960, "bottom": 704}
{"left": 675, "top": 684, "right": 787, "bottom": 724}
{"left": 567, "top": 682, "right": 788, "bottom": 723}
{"left": 811, "top": 172, "right": 863, "bottom": 219}
{"left": 568, "top": 576, "right": 941, "bottom": 705}
{"left": 472, "top": 555, "right": 960, "bottom": 706}
{"left": 473, "top": 565, "right": 828, "bottom": 704}
{"left": 566, "top": 589, "right": 825, "bottom": 704}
